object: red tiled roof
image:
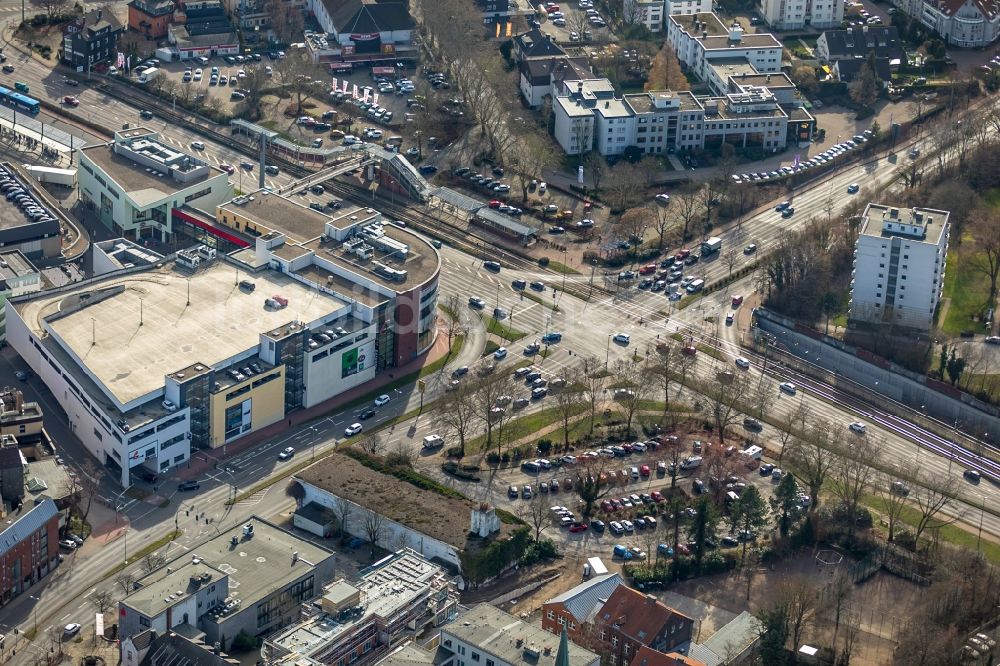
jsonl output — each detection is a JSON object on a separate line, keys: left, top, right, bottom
{"left": 597, "top": 586, "right": 693, "bottom": 644}
{"left": 633, "top": 646, "right": 708, "bottom": 666}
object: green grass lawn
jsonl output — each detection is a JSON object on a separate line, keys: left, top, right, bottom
{"left": 486, "top": 317, "right": 528, "bottom": 342}
{"left": 861, "top": 494, "right": 1000, "bottom": 564}
{"left": 547, "top": 261, "right": 581, "bottom": 275}
{"left": 522, "top": 290, "right": 559, "bottom": 311}
{"left": 940, "top": 246, "right": 992, "bottom": 335}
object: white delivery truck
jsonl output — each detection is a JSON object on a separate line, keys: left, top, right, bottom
{"left": 138, "top": 67, "right": 160, "bottom": 84}
{"left": 584, "top": 556, "right": 608, "bottom": 579}
{"left": 701, "top": 236, "right": 722, "bottom": 256}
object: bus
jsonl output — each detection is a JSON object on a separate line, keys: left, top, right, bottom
{"left": 0, "top": 86, "right": 40, "bottom": 115}
{"left": 14, "top": 82, "right": 28, "bottom": 93}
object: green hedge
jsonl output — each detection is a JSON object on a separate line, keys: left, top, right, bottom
{"left": 461, "top": 526, "right": 532, "bottom": 586}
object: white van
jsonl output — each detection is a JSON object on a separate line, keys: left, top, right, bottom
{"left": 343, "top": 135, "right": 360, "bottom": 145}
{"left": 422, "top": 434, "right": 444, "bottom": 449}
{"left": 686, "top": 279, "right": 705, "bottom": 293}
{"left": 680, "top": 455, "right": 703, "bottom": 470}
{"left": 741, "top": 445, "right": 763, "bottom": 461}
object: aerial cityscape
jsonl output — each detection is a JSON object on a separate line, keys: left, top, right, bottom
{"left": 0, "top": 0, "right": 997, "bottom": 662}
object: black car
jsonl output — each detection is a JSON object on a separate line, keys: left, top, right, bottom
{"left": 359, "top": 408, "right": 377, "bottom": 420}
{"left": 309, "top": 202, "right": 325, "bottom": 211}
{"left": 178, "top": 481, "right": 201, "bottom": 491}
{"left": 140, "top": 110, "right": 154, "bottom": 119}
{"left": 418, "top": 165, "right": 438, "bottom": 175}
{"left": 310, "top": 184, "right": 325, "bottom": 195}
{"left": 684, "top": 255, "right": 700, "bottom": 266}
{"left": 590, "top": 520, "right": 605, "bottom": 532}
{"left": 483, "top": 261, "right": 501, "bottom": 273}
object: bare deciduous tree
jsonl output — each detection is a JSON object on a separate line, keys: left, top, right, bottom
{"left": 580, "top": 357, "right": 607, "bottom": 435}
{"left": 911, "top": 469, "right": 964, "bottom": 546}
{"left": 786, "top": 419, "right": 840, "bottom": 511}
{"left": 142, "top": 551, "right": 166, "bottom": 575}
{"left": 441, "top": 294, "right": 468, "bottom": 354}
{"left": 92, "top": 588, "right": 115, "bottom": 614}
{"left": 704, "top": 370, "right": 753, "bottom": 444}
{"left": 331, "top": 496, "right": 354, "bottom": 541}
{"left": 433, "top": 381, "right": 480, "bottom": 457}
{"left": 553, "top": 370, "right": 585, "bottom": 448}
{"left": 611, "top": 358, "right": 651, "bottom": 436}
{"left": 362, "top": 508, "right": 385, "bottom": 558}
{"left": 518, "top": 493, "right": 551, "bottom": 541}
{"left": 830, "top": 435, "right": 881, "bottom": 539}
{"left": 115, "top": 572, "right": 135, "bottom": 596}
{"left": 359, "top": 432, "right": 384, "bottom": 456}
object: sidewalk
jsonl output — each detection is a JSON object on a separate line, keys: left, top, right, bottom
{"left": 171, "top": 322, "right": 479, "bottom": 481}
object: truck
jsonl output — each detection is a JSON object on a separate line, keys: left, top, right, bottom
{"left": 701, "top": 236, "right": 722, "bottom": 256}
{"left": 584, "top": 556, "right": 608, "bottom": 579}
{"left": 23, "top": 165, "right": 77, "bottom": 187}
{"left": 138, "top": 67, "right": 160, "bottom": 84}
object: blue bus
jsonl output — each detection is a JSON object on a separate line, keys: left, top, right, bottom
{"left": 0, "top": 87, "right": 40, "bottom": 115}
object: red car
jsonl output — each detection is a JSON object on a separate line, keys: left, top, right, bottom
{"left": 639, "top": 264, "right": 656, "bottom": 275}
{"left": 220, "top": 163, "right": 235, "bottom": 174}
{"left": 488, "top": 199, "right": 502, "bottom": 209}
{"left": 62, "top": 96, "right": 79, "bottom": 106}
{"left": 601, "top": 500, "right": 613, "bottom": 512}
{"left": 640, "top": 465, "right": 650, "bottom": 477}
{"left": 675, "top": 543, "right": 691, "bottom": 556}
{"left": 650, "top": 491, "right": 664, "bottom": 503}
{"left": 675, "top": 249, "right": 690, "bottom": 261}
{"left": 732, "top": 294, "right": 744, "bottom": 307}
{"left": 568, "top": 522, "right": 588, "bottom": 533}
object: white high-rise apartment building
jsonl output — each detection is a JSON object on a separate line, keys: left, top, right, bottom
{"left": 849, "top": 204, "right": 950, "bottom": 331}
{"left": 758, "top": 0, "right": 844, "bottom": 30}
{"left": 624, "top": 0, "right": 665, "bottom": 30}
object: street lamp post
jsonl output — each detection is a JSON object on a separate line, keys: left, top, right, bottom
{"left": 605, "top": 333, "right": 611, "bottom": 370}
{"left": 29, "top": 595, "right": 38, "bottom": 635}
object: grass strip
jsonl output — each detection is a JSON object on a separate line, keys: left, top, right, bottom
{"left": 860, "top": 493, "right": 1000, "bottom": 564}
{"left": 522, "top": 290, "right": 559, "bottom": 311}
{"left": 101, "top": 530, "right": 182, "bottom": 580}
{"left": 486, "top": 317, "right": 528, "bottom": 342}
{"left": 547, "top": 261, "right": 581, "bottom": 275}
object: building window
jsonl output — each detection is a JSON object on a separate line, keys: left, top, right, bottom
{"left": 93, "top": 427, "right": 103, "bottom": 441}
{"left": 547, "top": 610, "right": 555, "bottom": 620}
{"left": 612, "top": 636, "right": 618, "bottom": 647}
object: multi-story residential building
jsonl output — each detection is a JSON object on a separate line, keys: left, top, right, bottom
{"left": 624, "top": 91, "right": 706, "bottom": 154}
{"left": 127, "top": 0, "right": 175, "bottom": 39}
{"left": 553, "top": 83, "right": 601, "bottom": 155}
{"left": 664, "top": 0, "right": 713, "bottom": 15}
{"left": 61, "top": 10, "right": 123, "bottom": 70}
{"left": 511, "top": 28, "right": 567, "bottom": 62}
{"left": 541, "top": 573, "right": 624, "bottom": 641}
{"left": 519, "top": 56, "right": 593, "bottom": 107}
{"left": 261, "top": 549, "right": 458, "bottom": 666}
{"left": 78, "top": 128, "right": 234, "bottom": 242}
{"left": 701, "top": 88, "right": 789, "bottom": 152}
{"left": 891, "top": 0, "right": 1000, "bottom": 47}
{"left": 551, "top": 78, "right": 800, "bottom": 155}
{"left": 849, "top": 204, "right": 950, "bottom": 331}
{"left": 438, "top": 604, "right": 600, "bottom": 666}
{"left": 591, "top": 586, "right": 694, "bottom": 665}
{"left": 119, "top": 518, "right": 336, "bottom": 645}
{"left": 624, "top": 0, "right": 665, "bottom": 31}
{"left": 815, "top": 25, "right": 903, "bottom": 62}
{"left": 758, "top": 0, "right": 844, "bottom": 29}
{"left": 666, "top": 13, "right": 782, "bottom": 81}
{"left": 0, "top": 498, "right": 60, "bottom": 608}
{"left": 7, "top": 193, "right": 440, "bottom": 486}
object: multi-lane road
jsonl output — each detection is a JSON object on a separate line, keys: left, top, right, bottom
{"left": 0, "top": 37, "right": 993, "bottom": 662}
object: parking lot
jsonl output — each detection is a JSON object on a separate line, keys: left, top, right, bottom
{"left": 419, "top": 428, "right": 794, "bottom": 560}
{"left": 535, "top": 0, "right": 613, "bottom": 45}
